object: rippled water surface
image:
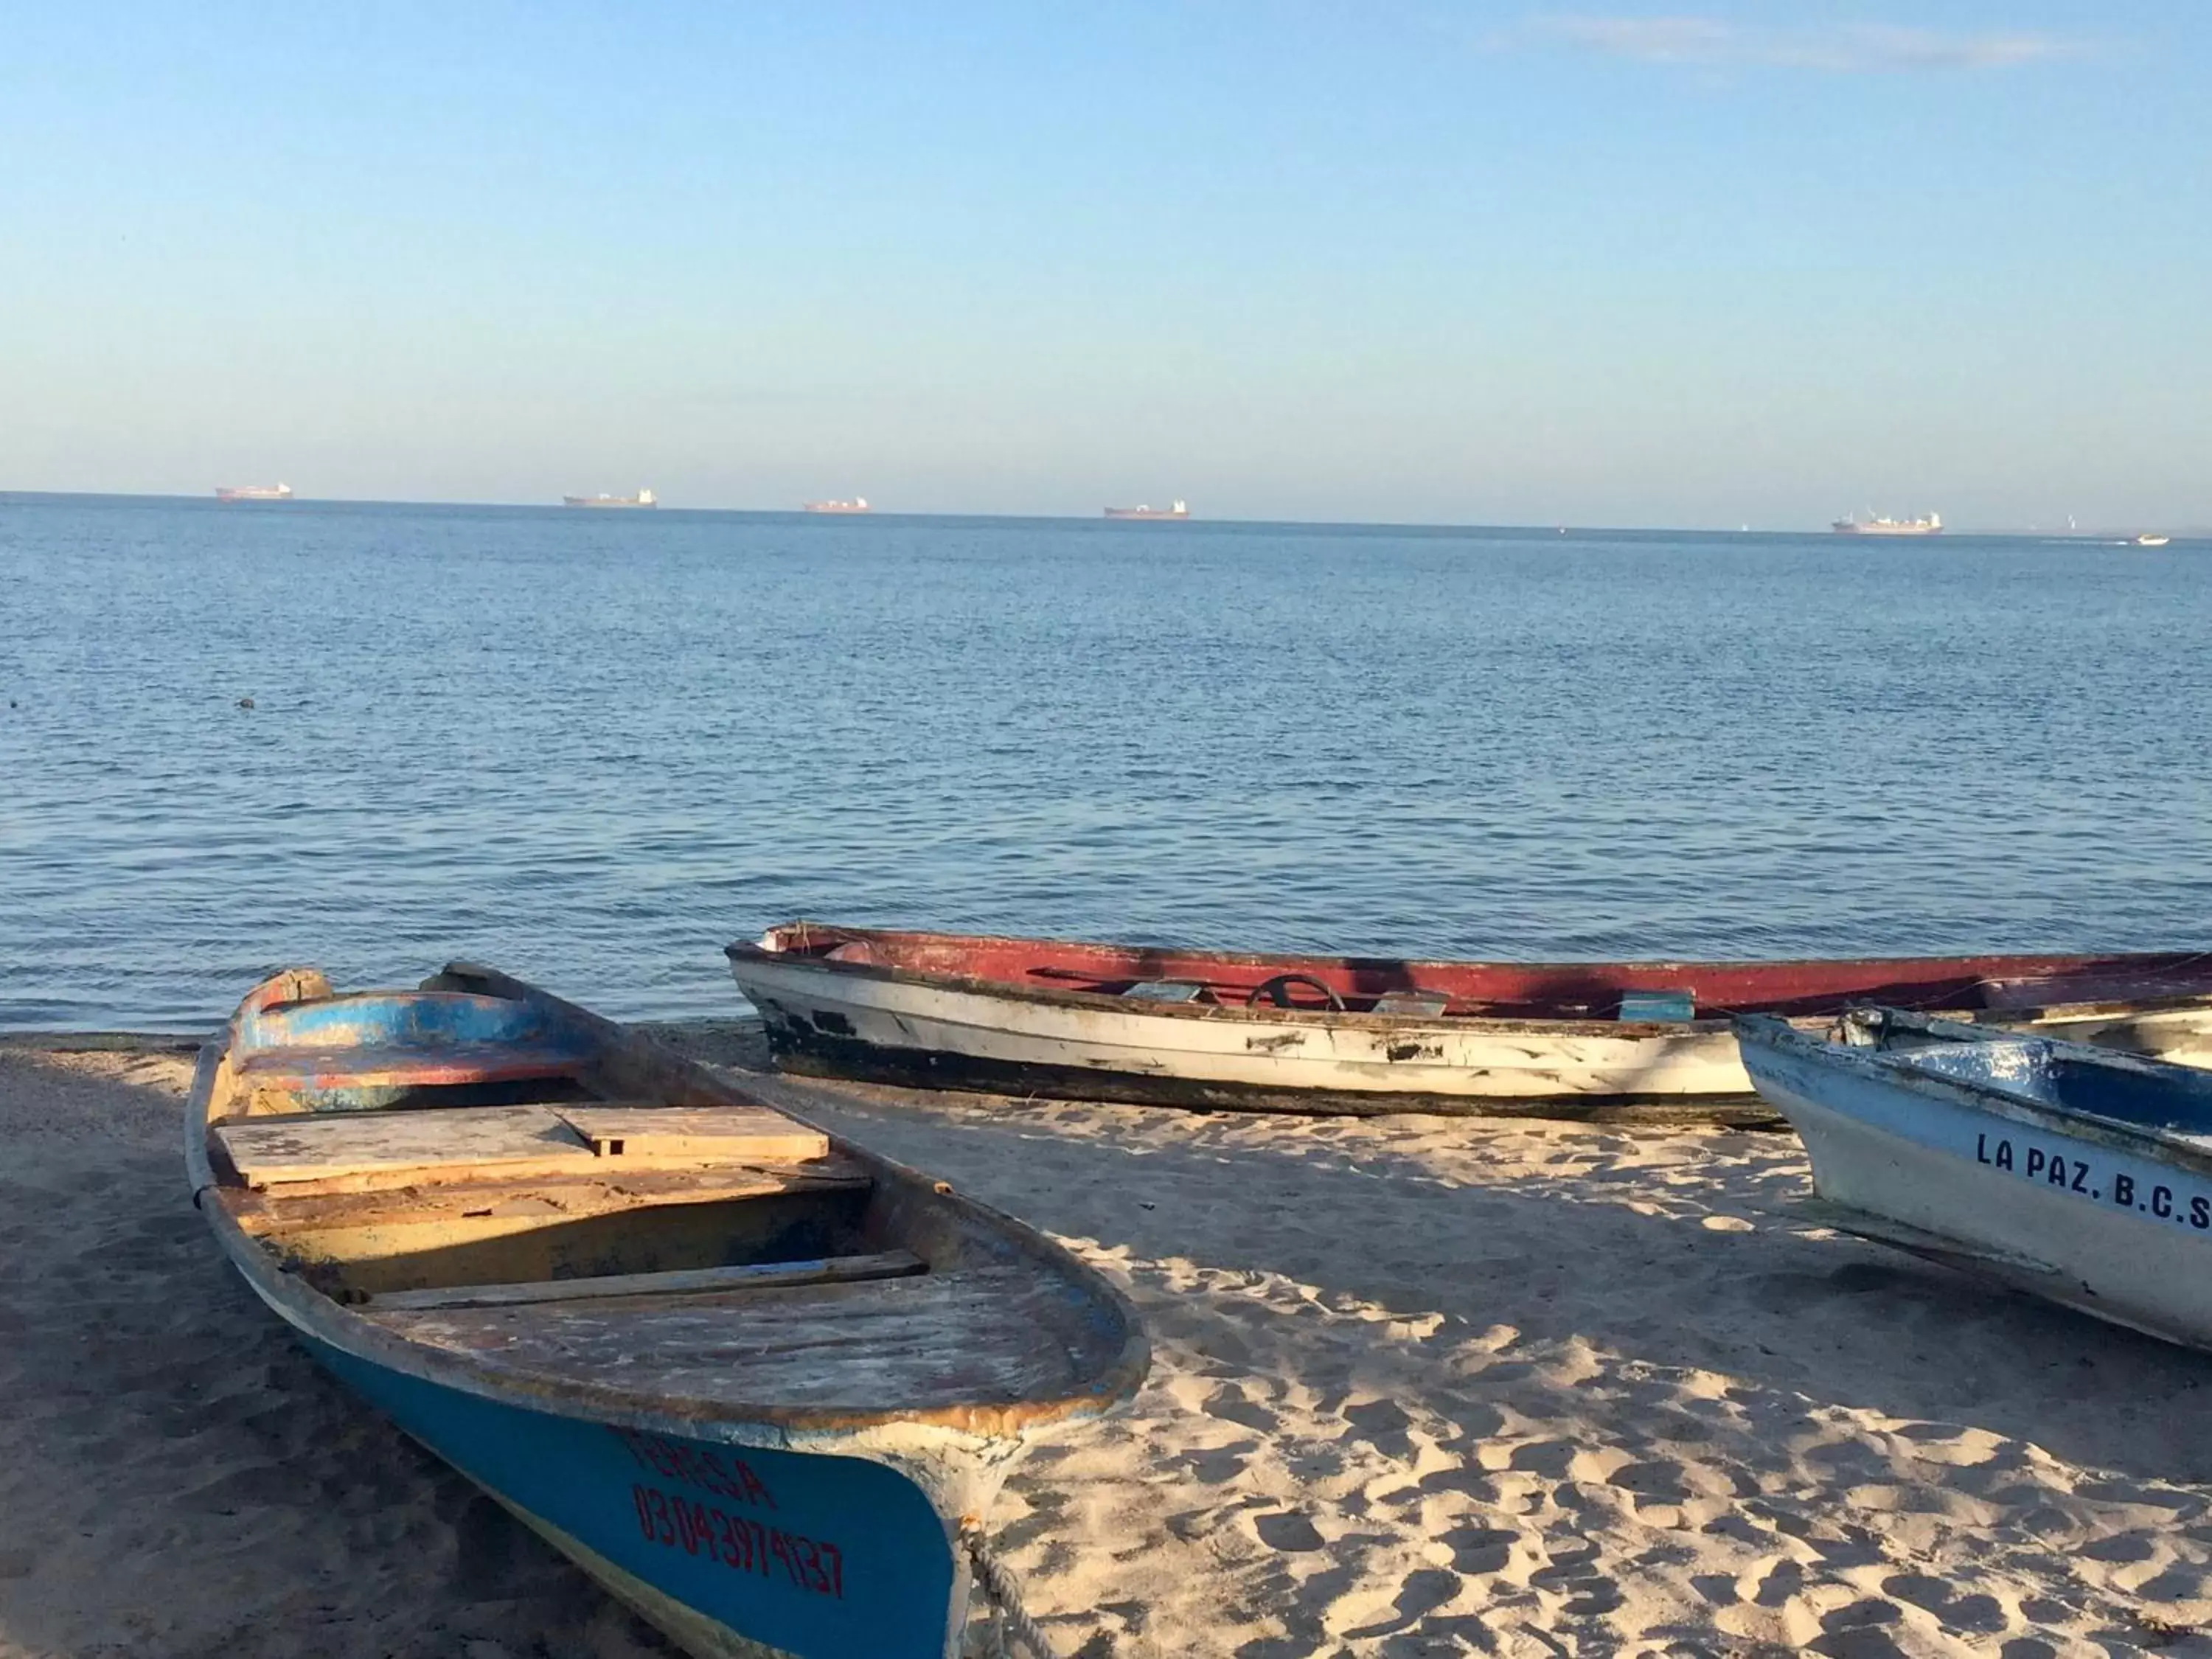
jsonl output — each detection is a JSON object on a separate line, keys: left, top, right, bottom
{"left": 3, "top": 495, "right": 2207, "bottom": 1030}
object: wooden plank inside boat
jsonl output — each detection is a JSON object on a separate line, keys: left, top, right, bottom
{"left": 366, "top": 1248, "right": 925, "bottom": 1311}
{"left": 228, "top": 1157, "right": 876, "bottom": 1235}
{"left": 215, "top": 1105, "right": 597, "bottom": 1191}
{"left": 369, "top": 1267, "right": 1107, "bottom": 1410}
{"left": 554, "top": 1104, "right": 829, "bottom": 1166}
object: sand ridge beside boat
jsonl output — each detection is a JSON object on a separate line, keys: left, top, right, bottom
{"left": 6, "top": 1029, "right": 2212, "bottom": 1655}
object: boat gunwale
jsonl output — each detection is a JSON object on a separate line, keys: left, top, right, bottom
{"left": 185, "top": 966, "right": 1150, "bottom": 1444}
{"left": 1733, "top": 1010, "right": 2212, "bottom": 1179}
{"left": 728, "top": 924, "right": 2212, "bottom": 1036}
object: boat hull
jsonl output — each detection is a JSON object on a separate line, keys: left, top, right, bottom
{"left": 729, "top": 944, "right": 2212, "bottom": 1121}
{"left": 734, "top": 954, "right": 1764, "bottom": 1119}
{"left": 1739, "top": 1030, "right": 2212, "bottom": 1349}
{"left": 183, "top": 967, "right": 1147, "bottom": 1659}
{"left": 288, "top": 1310, "right": 971, "bottom": 1658}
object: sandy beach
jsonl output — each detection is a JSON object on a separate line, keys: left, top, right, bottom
{"left": 7, "top": 1032, "right": 2212, "bottom": 1658}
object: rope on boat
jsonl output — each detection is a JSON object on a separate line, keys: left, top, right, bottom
{"left": 960, "top": 1520, "right": 1060, "bottom": 1659}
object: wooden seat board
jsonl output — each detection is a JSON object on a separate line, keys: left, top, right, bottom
{"left": 554, "top": 1105, "right": 828, "bottom": 1166}
{"left": 371, "top": 1268, "right": 1107, "bottom": 1411}
{"left": 215, "top": 1105, "right": 597, "bottom": 1190}
{"left": 215, "top": 1099, "right": 835, "bottom": 1196}
{"left": 228, "top": 1155, "right": 876, "bottom": 1234}
{"left": 367, "top": 1249, "right": 925, "bottom": 1312}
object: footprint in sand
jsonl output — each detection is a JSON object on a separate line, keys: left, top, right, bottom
{"left": 1341, "top": 1395, "right": 1416, "bottom": 1459}
{"left": 1504, "top": 1439, "right": 1577, "bottom": 1478}
{"left": 1178, "top": 1444, "right": 1257, "bottom": 1486}
{"left": 1202, "top": 1383, "right": 1279, "bottom": 1432}
{"left": 1607, "top": 1458, "right": 1695, "bottom": 1503}
{"left": 1164, "top": 1494, "right": 1274, "bottom": 1545}
{"left": 1332, "top": 1565, "right": 1467, "bottom": 1638}
{"left": 1251, "top": 1511, "right": 1325, "bottom": 1552}
{"left": 1526, "top": 1539, "right": 1624, "bottom": 1618}
{"left": 2079, "top": 1531, "right": 2158, "bottom": 1564}
{"left": 1742, "top": 1554, "right": 1805, "bottom": 1608}
{"left": 1435, "top": 1522, "right": 1518, "bottom": 1575}
{"left": 1880, "top": 1571, "right": 2008, "bottom": 1633}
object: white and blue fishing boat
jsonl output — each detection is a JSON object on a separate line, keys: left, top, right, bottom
{"left": 187, "top": 964, "right": 1147, "bottom": 1658}
{"left": 1736, "top": 1006, "right": 2212, "bottom": 1350}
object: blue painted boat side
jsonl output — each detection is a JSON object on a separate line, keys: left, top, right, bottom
{"left": 307, "top": 1333, "right": 961, "bottom": 1659}
{"left": 230, "top": 990, "right": 599, "bottom": 1110}
{"left": 1892, "top": 1038, "right": 2212, "bottom": 1137}
{"left": 238, "top": 990, "right": 579, "bottom": 1055}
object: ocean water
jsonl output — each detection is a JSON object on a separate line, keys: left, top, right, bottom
{"left": 2, "top": 495, "right": 2207, "bottom": 1032}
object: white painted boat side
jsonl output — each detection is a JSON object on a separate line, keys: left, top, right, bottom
{"left": 732, "top": 956, "right": 2212, "bottom": 1104}
{"left": 1742, "top": 1040, "right": 2212, "bottom": 1348}
{"left": 734, "top": 957, "right": 1756, "bottom": 1099}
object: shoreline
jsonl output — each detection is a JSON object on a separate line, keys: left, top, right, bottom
{"left": 6, "top": 1032, "right": 2212, "bottom": 1654}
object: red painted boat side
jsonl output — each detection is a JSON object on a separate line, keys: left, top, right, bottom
{"left": 744, "top": 924, "right": 2212, "bottom": 1022}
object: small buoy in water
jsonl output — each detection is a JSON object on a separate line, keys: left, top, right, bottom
{"left": 237, "top": 696, "right": 256, "bottom": 710}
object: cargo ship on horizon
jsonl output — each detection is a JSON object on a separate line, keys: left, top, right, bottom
{"left": 215, "top": 483, "right": 293, "bottom": 503}
{"left": 802, "top": 497, "right": 870, "bottom": 514}
{"left": 1104, "top": 498, "right": 1189, "bottom": 521}
{"left": 1832, "top": 510, "right": 1941, "bottom": 536}
{"left": 563, "top": 488, "right": 656, "bottom": 509}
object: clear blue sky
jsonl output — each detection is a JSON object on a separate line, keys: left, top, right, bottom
{"left": 4, "top": 2, "right": 2205, "bottom": 526}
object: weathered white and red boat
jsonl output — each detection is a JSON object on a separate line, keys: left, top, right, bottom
{"left": 726, "top": 925, "right": 2212, "bottom": 1124}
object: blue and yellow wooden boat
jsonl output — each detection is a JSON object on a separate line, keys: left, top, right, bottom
{"left": 187, "top": 964, "right": 1147, "bottom": 1658}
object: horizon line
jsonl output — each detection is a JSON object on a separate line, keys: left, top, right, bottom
{"left": 0, "top": 489, "right": 2200, "bottom": 540}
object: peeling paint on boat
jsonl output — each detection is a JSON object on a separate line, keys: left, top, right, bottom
{"left": 727, "top": 926, "right": 2212, "bottom": 1123}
